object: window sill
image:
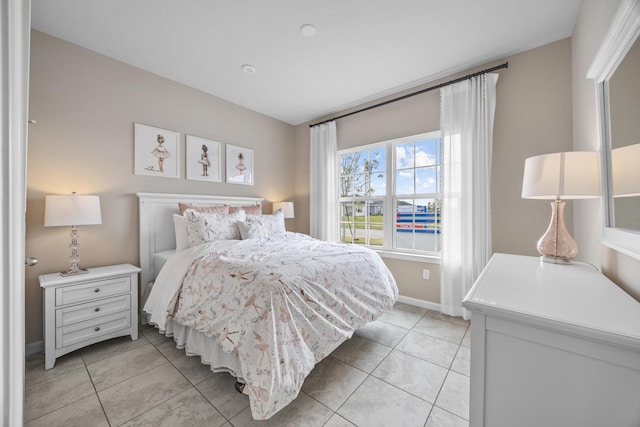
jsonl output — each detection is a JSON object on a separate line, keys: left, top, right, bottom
{"left": 376, "top": 249, "right": 440, "bottom": 264}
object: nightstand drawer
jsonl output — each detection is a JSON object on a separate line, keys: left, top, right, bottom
{"left": 56, "top": 310, "right": 130, "bottom": 349}
{"left": 55, "top": 276, "right": 131, "bottom": 306}
{"left": 55, "top": 294, "right": 131, "bottom": 327}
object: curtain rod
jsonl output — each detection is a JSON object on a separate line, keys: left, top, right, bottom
{"left": 309, "top": 62, "right": 508, "bottom": 128}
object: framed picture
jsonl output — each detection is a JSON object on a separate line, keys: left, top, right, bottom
{"left": 226, "top": 144, "right": 254, "bottom": 185}
{"left": 186, "top": 135, "right": 221, "bottom": 182}
{"left": 134, "top": 123, "right": 180, "bottom": 178}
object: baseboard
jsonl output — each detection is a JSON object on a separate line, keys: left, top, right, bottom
{"left": 397, "top": 295, "right": 440, "bottom": 312}
{"left": 26, "top": 340, "right": 43, "bottom": 356}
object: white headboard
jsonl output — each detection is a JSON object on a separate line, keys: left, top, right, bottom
{"left": 136, "top": 192, "right": 264, "bottom": 300}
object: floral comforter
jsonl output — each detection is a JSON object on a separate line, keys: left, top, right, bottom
{"left": 144, "top": 232, "right": 397, "bottom": 419}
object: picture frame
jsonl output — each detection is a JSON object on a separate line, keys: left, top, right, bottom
{"left": 226, "top": 144, "right": 254, "bottom": 185}
{"left": 186, "top": 135, "right": 222, "bottom": 182}
{"left": 134, "top": 123, "right": 180, "bottom": 178}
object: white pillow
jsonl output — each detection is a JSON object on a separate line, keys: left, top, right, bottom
{"left": 173, "top": 214, "right": 189, "bottom": 251}
{"left": 246, "top": 211, "right": 285, "bottom": 236}
{"left": 184, "top": 209, "right": 246, "bottom": 246}
{"left": 237, "top": 220, "right": 268, "bottom": 240}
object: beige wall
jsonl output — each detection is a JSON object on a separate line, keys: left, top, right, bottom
{"left": 572, "top": 0, "right": 640, "bottom": 300}
{"left": 382, "top": 258, "right": 440, "bottom": 302}
{"left": 294, "top": 38, "right": 574, "bottom": 303}
{"left": 25, "top": 31, "right": 296, "bottom": 344}
{"left": 492, "top": 38, "right": 574, "bottom": 256}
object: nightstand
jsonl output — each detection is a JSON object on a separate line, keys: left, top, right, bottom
{"left": 39, "top": 263, "right": 141, "bottom": 370}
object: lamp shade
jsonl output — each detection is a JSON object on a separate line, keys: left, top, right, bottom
{"left": 522, "top": 151, "right": 600, "bottom": 200}
{"left": 612, "top": 143, "right": 640, "bottom": 197}
{"left": 273, "top": 201, "right": 294, "bottom": 219}
{"left": 44, "top": 194, "right": 102, "bottom": 227}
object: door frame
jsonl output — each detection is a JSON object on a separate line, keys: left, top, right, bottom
{"left": 1, "top": 0, "right": 30, "bottom": 425}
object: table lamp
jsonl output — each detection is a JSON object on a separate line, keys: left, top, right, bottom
{"left": 44, "top": 193, "right": 102, "bottom": 276}
{"left": 521, "top": 151, "right": 599, "bottom": 264}
{"left": 273, "top": 201, "right": 295, "bottom": 219}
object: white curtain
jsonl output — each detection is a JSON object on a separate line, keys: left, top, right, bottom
{"left": 440, "top": 73, "right": 498, "bottom": 319}
{"left": 310, "top": 121, "right": 338, "bottom": 241}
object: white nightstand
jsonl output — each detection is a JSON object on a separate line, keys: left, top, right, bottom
{"left": 39, "top": 263, "right": 141, "bottom": 370}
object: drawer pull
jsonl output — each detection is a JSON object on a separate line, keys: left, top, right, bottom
{"left": 94, "top": 327, "right": 100, "bottom": 332}
{"left": 94, "top": 288, "right": 100, "bottom": 293}
{"left": 94, "top": 307, "right": 100, "bottom": 312}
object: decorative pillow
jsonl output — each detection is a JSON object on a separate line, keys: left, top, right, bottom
{"left": 184, "top": 209, "right": 246, "bottom": 246}
{"left": 178, "top": 203, "right": 229, "bottom": 216}
{"left": 237, "top": 220, "right": 268, "bottom": 240}
{"left": 229, "top": 204, "right": 262, "bottom": 215}
{"left": 246, "top": 211, "right": 285, "bottom": 236}
{"left": 173, "top": 214, "right": 189, "bottom": 251}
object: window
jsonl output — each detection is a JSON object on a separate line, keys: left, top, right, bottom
{"left": 338, "top": 131, "right": 442, "bottom": 255}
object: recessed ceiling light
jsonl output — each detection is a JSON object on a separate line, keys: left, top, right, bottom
{"left": 241, "top": 64, "right": 256, "bottom": 74}
{"left": 300, "top": 24, "right": 317, "bottom": 37}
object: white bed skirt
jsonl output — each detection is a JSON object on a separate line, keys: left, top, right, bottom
{"left": 151, "top": 318, "right": 245, "bottom": 381}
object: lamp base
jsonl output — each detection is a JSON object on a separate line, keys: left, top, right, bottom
{"left": 60, "top": 265, "right": 89, "bottom": 276}
{"left": 540, "top": 255, "right": 574, "bottom": 265}
{"left": 60, "top": 225, "right": 89, "bottom": 276}
{"left": 536, "top": 200, "right": 578, "bottom": 264}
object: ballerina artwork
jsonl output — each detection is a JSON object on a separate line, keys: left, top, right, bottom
{"left": 226, "top": 144, "right": 253, "bottom": 185}
{"left": 134, "top": 123, "right": 180, "bottom": 178}
{"left": 147, "top": 134, "right": 171, "bottom": 173}
{"left": 185, "top": 136, "right": 221, "bottom": 182}
{"left": 236, "top": 152, "right": 247, "bottom": 175}
{"left": 198, "top": 144, "right": 211, "bottom": 176}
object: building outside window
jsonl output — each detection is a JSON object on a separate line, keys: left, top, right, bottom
{"left": 338, "top": 131, "right": 442, "bottom": 255}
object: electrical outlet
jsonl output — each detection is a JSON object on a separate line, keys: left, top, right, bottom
{"left": 422, "top": 269, "right": 430, "bottom": 280}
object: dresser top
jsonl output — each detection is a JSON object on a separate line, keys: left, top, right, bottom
{"left": 39, "top": 263, "right": 141, "bottom": 287}
{"left": 463, "top": 253, "right": 640, "bottom": 347}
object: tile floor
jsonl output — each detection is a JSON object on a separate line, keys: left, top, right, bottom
{"left": 24, "top": 302, "right": 470, "bottom": 427}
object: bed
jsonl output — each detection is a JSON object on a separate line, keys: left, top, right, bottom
{"left": 137, "top": 192, "right": 398, "bottom": 420}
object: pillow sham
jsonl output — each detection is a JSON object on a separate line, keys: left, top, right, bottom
{"left": 229, "top": 204, "right": 262, "bottom": 215}
{"left": 178, "top": 203, "right": 229, "bottom": 216}
{"left": 246, "top": 210, "right": 285, "bottom": 236}
{"left": 237, "top": 220, "right": 268, "bottom": 240}
{"left": 173, "top": 214, "right": 189, "bottom": 251}
{"left": 184, "top": 209, "right": 246, "bottom": 246}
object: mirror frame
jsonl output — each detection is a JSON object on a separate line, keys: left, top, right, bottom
{"left": 587, "top": 0, "right": 640, "bottom": 260}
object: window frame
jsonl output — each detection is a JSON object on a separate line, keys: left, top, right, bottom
{"left": 337, "top": 130, "right": 442, "bottom": 258}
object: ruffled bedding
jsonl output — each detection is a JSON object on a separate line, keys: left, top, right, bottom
{"left": 143, "top": 232, "right": 397, "bottom": 419}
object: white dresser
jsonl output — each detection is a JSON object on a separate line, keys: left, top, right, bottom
{"left": 462, "top": 253, "right": 640, "bottom": 427}
{"left": 39, "top": 264, "right": 141, "bottom": 369}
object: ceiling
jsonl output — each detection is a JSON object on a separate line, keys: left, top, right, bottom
{"left": 31, "top": 0, "right": 582, "bottom": 126}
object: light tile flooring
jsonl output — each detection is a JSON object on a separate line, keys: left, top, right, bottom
{"left": 24, "top": 302, "right": 470, "bottom": 427}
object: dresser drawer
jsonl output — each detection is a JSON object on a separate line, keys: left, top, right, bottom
{"left": 55, "top": 276, "right": 131, "bottom": 306}
{"left": 56, "top": 310, "right": 130, "bottom": 349}
{"left": 55, "top": 294, "right": 130, "bottom": 327}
